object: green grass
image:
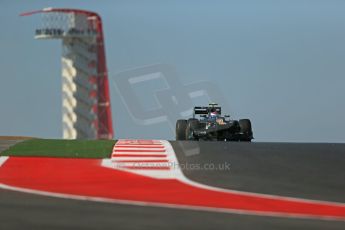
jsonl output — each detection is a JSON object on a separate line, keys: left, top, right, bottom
{"left": 1, "top": 139, "right": 116, "bottom": 158}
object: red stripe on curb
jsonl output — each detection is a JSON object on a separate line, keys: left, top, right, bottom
{"left": 115, "top": 145, "right": 165, "bottom": 148}
{"left": 1, "top": 157, "right": 345, "bottom": 220}
{"left": 118, "top": 166, "right": 171, "bottom": 170}
{"left": 116, "top": 141, "right": 161, "bottom": 145}
{"left": 115, "top": 143, "right": 164, "bottom": 145}
{"left": 115, "top": 159, "right": 169, "bottom": 163}
{"left": 112, "top": 154, "right": 168, "bottom": 158}
{"left": 114, "top": 149, "right": 166, "bottom": 153}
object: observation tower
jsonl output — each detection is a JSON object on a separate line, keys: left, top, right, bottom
{"left": 21, "top": 8, "right": 114, "bottom": 139}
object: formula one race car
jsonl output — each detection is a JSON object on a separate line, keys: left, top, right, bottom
{"left": 176, "top": 103, "right": 253, "bottom": 142}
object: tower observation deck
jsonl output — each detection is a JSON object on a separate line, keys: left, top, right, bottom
{"left": 21, "top": 8, "right": 114, "bottom": 139}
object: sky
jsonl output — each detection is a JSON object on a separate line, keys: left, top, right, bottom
{"left": 0, "top": 0, "right": 345, "bottom": 142}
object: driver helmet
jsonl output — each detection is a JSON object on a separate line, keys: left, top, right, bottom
{"left": 210, "top": 108, "right": 218, "bottom": 117}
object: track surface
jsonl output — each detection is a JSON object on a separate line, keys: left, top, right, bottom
{"left": 1, "top": 141, "right": 345, "bottom": 229}
{"left": 1, "top": 188, "right": 345, "bottom": 230}
{"left": 171, "top": 141, "right": 345, "bottom": 203}
{"left": 0, "top": 139, "right": 28, "bottom": 154}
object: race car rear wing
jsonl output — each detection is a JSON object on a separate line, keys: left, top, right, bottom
{"left": 193, "top": 106, "right": 221, "bottom": 116}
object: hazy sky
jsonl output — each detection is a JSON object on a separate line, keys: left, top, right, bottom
{"left": 1, "top": 0, "right": 345, "bottom": 142}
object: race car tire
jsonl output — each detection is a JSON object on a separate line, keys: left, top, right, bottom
{"left": 239, "top": 119, "right": 253, "bottom": 142}
{"left": 176, "top": 119, "right": 187, "bottom": 140}
{"left": 186, "top": 119, "right": 200, "bottom": 141}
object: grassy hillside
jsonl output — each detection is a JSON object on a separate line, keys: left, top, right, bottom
{"left": 1, "top": 139, "right": 116, "bottom": 158}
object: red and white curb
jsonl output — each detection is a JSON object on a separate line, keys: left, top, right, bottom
{"left": 1, "top": 139, "right": 345, "bottom": 221}
{"left": 102, "top": 139, "right": 184, "bottom": 179}
{"left": 0, "top": 156, "right": 8, "bottom": 167}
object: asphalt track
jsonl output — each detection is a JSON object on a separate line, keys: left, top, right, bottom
{"left": 0, "top": 139, "right": 26, "bottom": 153}
{"left": 171, "top": 141, "right": 345, "bottom": 203}
{"left": 1, "top": 140, "right": 345, "bottom": 229}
